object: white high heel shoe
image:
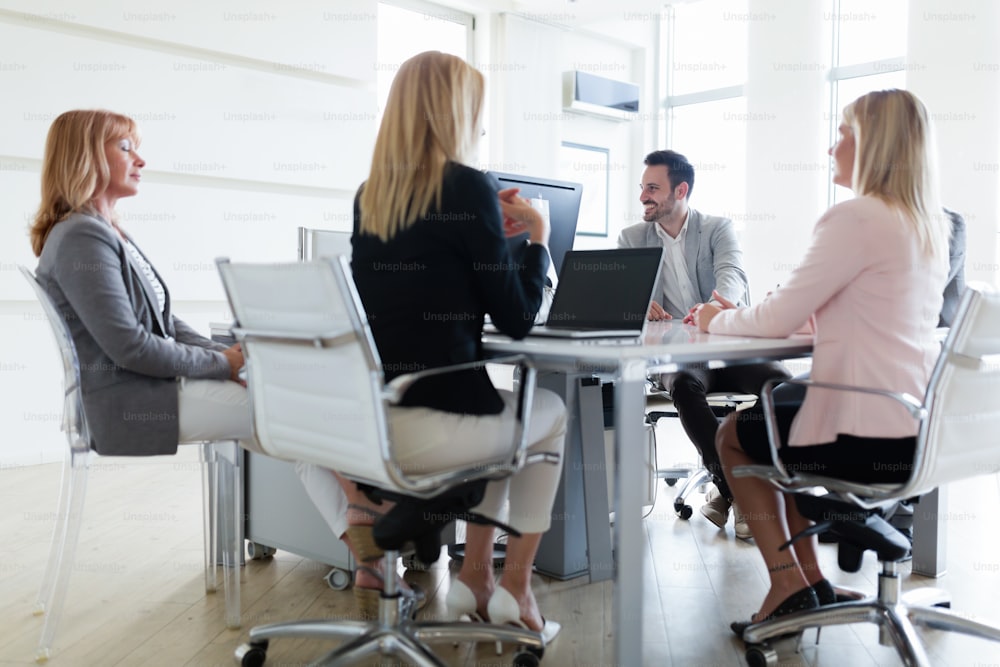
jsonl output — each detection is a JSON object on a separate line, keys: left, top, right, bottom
{"left": 486, "top": 586, "right": 561, "bottom": 655}
{"left": 445, "top": 579, "right": 485, "bottom": 622}
{"left": 445, "top": 579, "right": 489, "bottom": 649}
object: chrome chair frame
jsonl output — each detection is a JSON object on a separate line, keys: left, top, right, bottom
{"left": 19, "top": 266, "right": 243, "bottom": 663}
{"left": 217, "top": 256, "right": 557, "bottom": 666}
{"left": 297, "top": 226, "right": 351, "bottom": 262}
{"left": 646, "top": 381, "right": 756, "bottom": 519}
{"left": 732, "top": 286, "right": 1000, "bottom": 667}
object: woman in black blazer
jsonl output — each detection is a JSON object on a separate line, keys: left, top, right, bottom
{"left": 345, "top": 51, "right": 566, "bottom": 644}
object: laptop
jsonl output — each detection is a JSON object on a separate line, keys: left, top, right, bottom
{"left": 524, "top": 247, "right": 663, "bottom": 339}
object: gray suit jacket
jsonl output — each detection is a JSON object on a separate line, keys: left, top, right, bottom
{"left": 36, "top": 212, "right": 230, "bottom": 456}
{"left": 617, "top": 208, "right": 749, "bottom": 317}
{"left": 939, "top": 208, "right": 967, "bottom": 327}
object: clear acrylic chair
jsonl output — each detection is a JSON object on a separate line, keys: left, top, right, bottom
{"left": 19, "top": 266, "right": 243, "bottom": 663}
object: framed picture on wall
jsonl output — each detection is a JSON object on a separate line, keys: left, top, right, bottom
{"left": 559, "top": 142, "right": 609, "bottom": 237}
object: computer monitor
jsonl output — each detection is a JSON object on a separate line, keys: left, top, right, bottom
{"left": 488, "top": 171, "right": 583, "bottom": 277}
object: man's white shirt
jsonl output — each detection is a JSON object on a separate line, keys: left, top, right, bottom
{"left": 653, "top": 212, "right": 698, "bottom": 318}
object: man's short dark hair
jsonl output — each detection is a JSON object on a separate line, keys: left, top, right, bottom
{"left": 644, "top": 150, "right": 695, "bottom": 200}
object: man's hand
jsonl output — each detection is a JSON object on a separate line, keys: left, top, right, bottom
{"left": 711, "top": 290, "right": 737, "bottom": 309}
{"left": 683, "top": 290, "right": 738, "bottom": 324}
{"left": 647, "top": 302, "right": 671, "bottom": 321}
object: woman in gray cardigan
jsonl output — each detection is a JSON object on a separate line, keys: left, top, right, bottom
{"left": 30, "top": 109, "right": 252, "bottom": 456}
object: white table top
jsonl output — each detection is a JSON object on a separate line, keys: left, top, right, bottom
{"left": 483, "top": 320, "right": 814, "bottom": 373}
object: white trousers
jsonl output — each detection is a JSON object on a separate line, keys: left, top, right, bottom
{"left": 297, "top": 388, "right": 567, "bottom": 537}
{"left": 176, "top": 378, "right": 262, "bottom": 452}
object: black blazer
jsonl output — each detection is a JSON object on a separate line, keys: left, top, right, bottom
{"left": 351, "top": 163, "right": 549, "bottom": 415}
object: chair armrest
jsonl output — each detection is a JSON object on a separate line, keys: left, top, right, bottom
{"left": 382, "top": 354, "right": 543, "bottom": 485}
{"left": 734, "top": 377, "right": 928, "bottom": 508}
{"left": 382, "top": 354, "right": 532, "bottom": 404}
{"left": 732, "top": 466, "right": 910, "bottom": 511}
{"left": 231, "top": 326, "right": 355, "bottom": 348}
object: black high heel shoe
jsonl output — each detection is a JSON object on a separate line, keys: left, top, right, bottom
{"left": 812, "top": 578, "right": 866, "bottom": 605}
{"left": 811, "top": 578, "right": 836, "bottom": 606}
{"left": 730, "top": 586, "right": 820, "bottom": 638}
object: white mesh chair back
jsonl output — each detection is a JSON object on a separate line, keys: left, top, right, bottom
{"left": 910, "top": 287, "right": 1000, "bottom": 495}
{"left": 217, "top": 257, "right": 394, "bottom": 489}
{"left": 19, "top": 266, "right": 89, "bottom": 452}
{"left": 297, "top": 227, "right": 352, "bottom": 261}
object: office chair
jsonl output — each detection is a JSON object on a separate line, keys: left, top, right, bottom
{"left": 19, "top": 266, "right": 243, "bottom": 663}
{"left": 298, "top": 226, "right": 352, "bottom": 262}
{"left": 216, "top": 257, "right": 555, "bottom": 667}
{"left": 645, "top": 379, "right": 756, "bottom": 519}
{"left": 731, "top": 286, "right": 1000, "bottom": 667}
{"left": 645, "top": 288, "right": 761, "bottom": 519}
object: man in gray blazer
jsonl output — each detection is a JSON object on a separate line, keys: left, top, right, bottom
{"left": 618, "top": 150, "right": 788, "bottom": 538}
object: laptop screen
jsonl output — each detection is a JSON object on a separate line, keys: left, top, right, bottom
{"left": 546, "top": 248, "right": 663, "bottom": 330}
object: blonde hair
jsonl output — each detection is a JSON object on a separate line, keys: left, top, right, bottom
{"left": 30, "top": 109, "right": 140, "bottom": 256}
{"left": 359, "top": 51, "right": 484, "bottom": 241}
{"left": 842, "top": 89, "right": 947, "bottom": 259}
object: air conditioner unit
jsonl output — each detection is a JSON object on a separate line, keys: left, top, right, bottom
{"left": 562, "top": 70, "right": 639, "bottom": 121}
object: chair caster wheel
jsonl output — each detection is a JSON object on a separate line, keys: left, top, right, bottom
{"left": 511, "top": 649, "right": 545, "bottom": 667}
{"left": 246, "top": 542, "right": 276, "bottom": 560}
{"left": 745, "top": 643, "right": 778, "bottom": 667}
{"left": 235, "top": 640, "right": 268, "bottom": 667}
{"left": 674, "top": 502, "right": 693, "bottom": 520}
{"left": 324, "top": 567, "right": 351, "bottom": 590}
{"left": 664, "top": 477, "right": 678, "bottom": 487}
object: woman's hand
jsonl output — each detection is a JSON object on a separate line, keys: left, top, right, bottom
{"left": 222, "top": 343, "right": 246, "bottom": 385}
{"left": 691, "top": 290, "right": 738, "bottom": 331}
{"left": 683, "top": 290, "right": 737, "bottom": 325}
{"left": 692, "top": 302, "right": 722, "bottom": 332}
{"left": 498, "top": 187, "right": 550, "bottom": 246}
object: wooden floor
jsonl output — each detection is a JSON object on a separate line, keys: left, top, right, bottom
{"left": 2, "top": 419, "right": 999, "bottom": 667}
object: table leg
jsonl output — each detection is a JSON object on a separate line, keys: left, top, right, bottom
{"left": 534, "top": 371, "right": 598, "bottom": 580}
{"left": 578, "top": 378, "right": 613, "bottom": 582}
{"left": 613, "top": 360, "right": 646, "bottom": 667}
{"left": 911, "top": 487, "right": 948, "bottom": 577}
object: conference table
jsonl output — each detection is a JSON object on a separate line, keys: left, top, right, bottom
{"left": 483, "top": 320, "right": 813, "bottom": 666}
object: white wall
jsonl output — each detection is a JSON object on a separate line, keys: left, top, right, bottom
{"left": 742, "top": 0, "right": 830, "bottom": 303}
{"left": 907, "top": 0, "right": 1000, "bottom": 287}
{"left": 0, "top": 0, "right": 377, "bottom": 465}
{"left": 488, "top": 13, "right": 651, "bottom": 251}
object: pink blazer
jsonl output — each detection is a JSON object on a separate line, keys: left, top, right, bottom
{"left": 709, "top": 196, "right": 948, "bottom": 446}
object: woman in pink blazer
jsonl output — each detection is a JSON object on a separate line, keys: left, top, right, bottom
{"left": 693, "top": 89, "right": 950, "bottom": 635}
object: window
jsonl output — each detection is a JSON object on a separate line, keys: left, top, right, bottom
{"left": 668, "top": 98, "right": 747, "bottom": 224}
{"left": 667, "top": 0, "right": 748, "bottom": 96}
{"left": 661, "top": 0, "right": 749, "bottom": 225}
{"left": 376, "top": 2, "right": 473, "bottom": 115}
{"left": 834, "top": 0, "right": 908, "bottom": 66}
{"left": 827, "top": 0, "right": 909, "bottom": 204}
